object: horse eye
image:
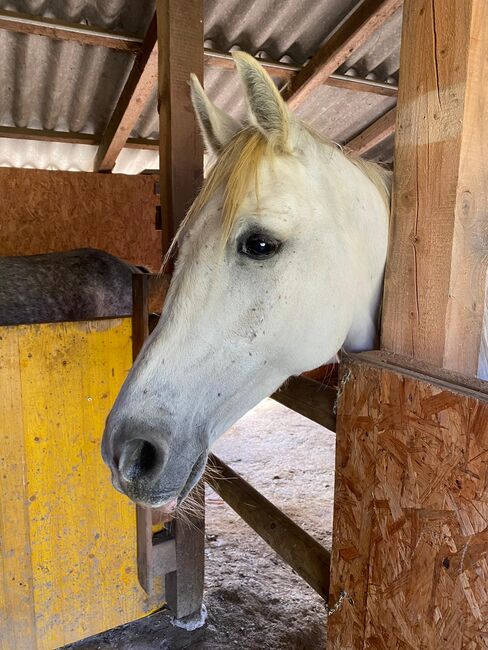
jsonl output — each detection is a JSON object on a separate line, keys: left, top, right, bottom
{"left": 239, "top": 234, "right": 280, "bottom": 260}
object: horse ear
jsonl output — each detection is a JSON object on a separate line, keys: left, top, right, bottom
{"left": 190, "top": 73, "right": 241, "bottom": 155}
{"left": 232, "top": 51, "right": 291, "bottom": 149}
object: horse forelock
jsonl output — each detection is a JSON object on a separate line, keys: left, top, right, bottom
{"left": 163, "top": 122, "right": 391, "bottom": 269}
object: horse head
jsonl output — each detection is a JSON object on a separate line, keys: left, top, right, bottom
{"left": 102, "top": 52, "right": 389, "bottom": 510}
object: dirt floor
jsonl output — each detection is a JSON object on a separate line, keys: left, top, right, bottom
{"left": 66, "top": 399, "right": 336, "bottom": 650}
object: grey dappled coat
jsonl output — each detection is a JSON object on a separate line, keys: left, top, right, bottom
{"left": 0, "top": 248, "right": 141, "bottom": 326}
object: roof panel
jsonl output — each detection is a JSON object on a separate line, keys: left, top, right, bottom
{"left": 0, "top": 0, "right": 400, "bottom": 173}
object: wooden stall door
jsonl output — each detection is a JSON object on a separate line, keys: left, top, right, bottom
{"left": 0, "top": 319, "right": 164, "bottom": 650}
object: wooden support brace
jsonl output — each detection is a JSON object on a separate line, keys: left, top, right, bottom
{"left": 282, "top": 0, "right": 402, "bottom": 109}
{"left": 207, "top": 454, "right": 331, "bottom": 600}
{"left": 346, "top": 106, "right": 396, "bottom": 155}
{"left": 381, "top": 0, "right": 488, "bottom": 375}
{"left": 95, "top": 15, "right": 158, "bottom": 172}
{"left": 271, "top": 376, "right": 337, "bottom": 431}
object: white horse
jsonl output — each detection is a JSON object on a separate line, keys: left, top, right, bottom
{"left": 101, "top": 52, "right": 392, "bottom": 511}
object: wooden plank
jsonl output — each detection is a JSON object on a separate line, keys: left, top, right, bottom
{"left": 346, "top": 106, "right": 396, "bottom": 155}
{"left": 0, "top": 125, "right": 158, "bottom": 149}
{"left": 156, "top": 3, "right": 205, "bottom": 618}
{"left": 207, "top": 454, "right": 331, "bottom": 600}
{"left": 205, "top": 51, "right": 398, "bottom": 96}
{"left": 95, "top": 15, "right": 158, "bottom": 172}
{"left": 0, "top": 319, "right": 163, "bottom": 648}
{"left": 325, "top": 74, "right": 397, "bottom": 97}
{"left": 157, "top": 0, "right": 204, "bottom": 234}
{"left": 0, "top": 9, "right": 142, "bottom": 51}
{"left": 271, "top": 376, "right": 337, "bottom": 431}
{"left": 381, "top": 0, "right": 488, "bottom": 375}
{"left": 0, "top": 329, "right": 37, "bottom": 650}
{"left": 131, "top": 274, "right": 176, "bottom": 594}
{"left": 0, "top": 168, "right": 164, "bottom": 271}
{"left": 164, "top": 483, "right": 205, "bottom": 619}
{"left": 328, "top": 352, "right": 488, "bottom": 649}
{"left": 282, "top": 0, "right": 402, "bottom": 109}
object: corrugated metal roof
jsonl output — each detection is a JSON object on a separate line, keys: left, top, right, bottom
{"left": 0, "top": 0, "right": 400, "bottom": 173}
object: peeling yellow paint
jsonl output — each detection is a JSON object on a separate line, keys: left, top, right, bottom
{"left": 0, "top": 318, "right": 164, "bottom": 649}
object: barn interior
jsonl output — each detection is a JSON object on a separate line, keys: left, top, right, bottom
{"left": 1, "top": 1, "right": 487, "bottom": 649}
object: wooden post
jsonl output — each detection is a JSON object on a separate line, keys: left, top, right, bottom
{"left": 156, "top": 0, "right": 205, "bottom": 619}
{"left": 157, "top": 0, "right": 204, "bottom": 234}
{"left": 381, "top": 0, "right": 488, "bottom": 375}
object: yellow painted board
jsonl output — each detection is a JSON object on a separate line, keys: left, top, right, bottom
{"left": 0, "top": 319, "right": 164, "bottom": 650}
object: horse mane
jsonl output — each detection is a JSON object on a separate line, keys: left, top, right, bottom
{"left": 165, "top": 122, "right": 391, "bottom": 265}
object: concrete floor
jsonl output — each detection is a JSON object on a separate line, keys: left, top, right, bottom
{"left": 66, "top": 399, "right": 335, "bottom": 649}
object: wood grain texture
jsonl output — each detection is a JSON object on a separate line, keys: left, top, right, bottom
{"left": 157, "top": 0, "right": 204, "bottom": 235}
{"left": 0, "top": 168, "right": 165, "bottom": 271}
{"left": 328, "top": 352, "right": 488, "bottom": 649}
{"left": 0, "top": 125, "right": 158, "bottom": 149}
{"left": 95, "top": 15, "right": 158, "bottom": 172}
{"left": 282, "top": 0, "right": 402, "bottom": 109}
{"left": 271, "top": 375, "right": 337, "bottom": 432}
{"left": 346, "top": 106, "right": 397, "bottom": 155}
{"left": 381, "top": 0, "right": 488, "bottom": 375}
{"left": 156, "top": 1, "right": 206, "bottom": 619}
{"left": 0, "top": 9, "right": 141, "bottom": 52}
{"left": 207, "top": 454, "right": 331, "bottom": 599}
{"left": 0, "top": 319, "right": 164, "bottom": 649}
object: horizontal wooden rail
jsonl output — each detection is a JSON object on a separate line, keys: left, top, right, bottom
{"left": 207, "top": 453, "right": 331, "bottom": 600}
{"left": 271, "top": 376, "right": 337, "bottom": 431}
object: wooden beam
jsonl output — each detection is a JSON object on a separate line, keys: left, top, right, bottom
{"left": 0, "top": 9, "right": 141, "bottom": 52}
{"left": 346, "top": 106, "right": 396, "bottom": 155}
{"left": 205, "top": 51, "right": 398, "bottom": 97}
{"left": 282, "top": 0, "right": 402, "bottom": 109}
{"left": 158, "top": 0, "right": 204, "bottom": 235}
{"left": 381, "top": 0, "right": 488, "bottom": 375}
{"left": 207, "top": 454, "right": 331, "bottom": 600}
{"left": 325, "top": 74, "right": 397, "bottom": 97}
{"left": 132, "top": 273, "right": 176, "bottom": 595}
{"left": 328, "top": 352, "right": 488, "bottom": 648}
{"left": 271, "top": 376, "right": 337, "bottom": 431}
{"left": 94, "top": 15, "right": 158, "bottom": 172}
{"left": 0, "top": 125, "right": 158, "bottom": 150}
{"left": 157, "top": 0, "right": 205, "bottom": 620}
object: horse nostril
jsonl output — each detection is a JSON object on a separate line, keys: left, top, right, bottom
{"left": 119, "top": 439, "right": 163, "bottom": 483}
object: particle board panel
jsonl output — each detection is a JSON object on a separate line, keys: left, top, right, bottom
{"left": 328, "top": 353, "right": 488, "bottom": 649}
{"left": 0, "top": 318, "right": 164, "bottom": 649}
{"left": 0, "top": 168, "right": 165, "bottom": 271}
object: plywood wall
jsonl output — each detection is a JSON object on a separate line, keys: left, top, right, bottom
{"left": 0, "top": 168, "right": 166, "bottom": 271}
{"left": 328, "top": 352, "right": 488, "bottom": 649}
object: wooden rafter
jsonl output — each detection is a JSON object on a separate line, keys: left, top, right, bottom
{"left": 206, "top": 52, "right": 398, "bottom": 97}
{"left": 0, "top": 9, "right": 141, "bottom": 51}
{"left": 346, "top": 106, "right": 397, "bottom": 155}
{"left": 282, "top": 0, "right": 402, "bottom": 109}
{"left": 94, "top": 15, "right": 158, "bottom": 172}
{"left": 0, "top": 125, "right": 158, "bottom": 150}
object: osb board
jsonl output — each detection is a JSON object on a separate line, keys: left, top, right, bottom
{"left": 0, "top": 318, "right": 164, "bottom": 650}
{"left": 328, "top": 353, "right": 488, "bottom": 650}
{"left": 0, "top": 168, "right": 165, "bottom": 271}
